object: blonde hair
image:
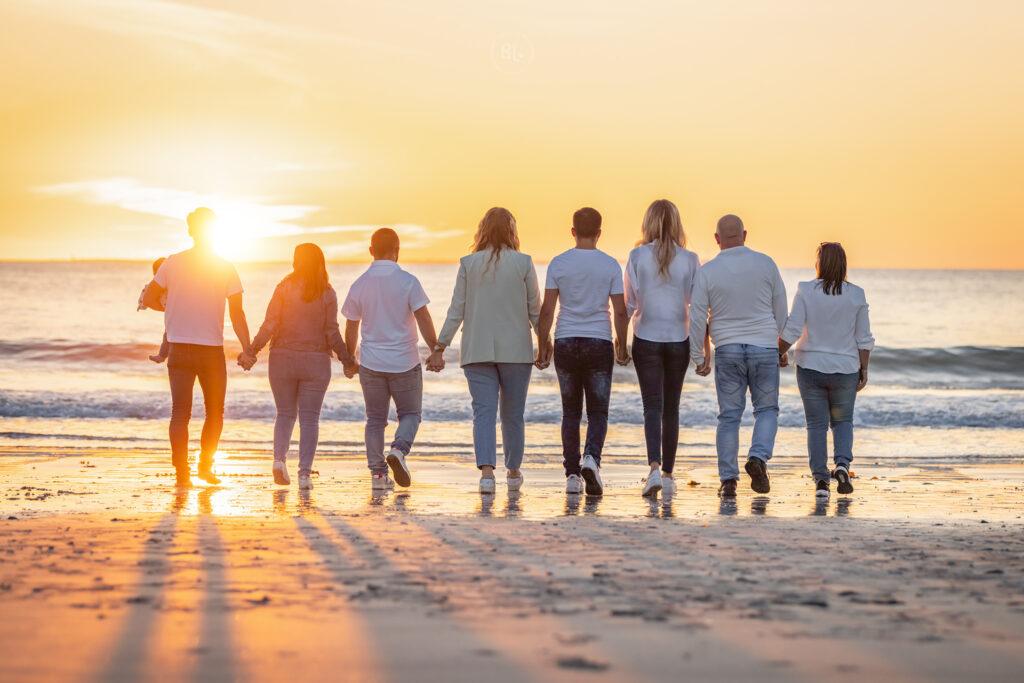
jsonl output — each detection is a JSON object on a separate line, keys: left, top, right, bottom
{"left": 472, "top": 207, "right": 520, "bottom": 271}
{"left": 638, "top": 199, "right": 686, "bottom": 278}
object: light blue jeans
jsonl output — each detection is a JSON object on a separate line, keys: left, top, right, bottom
{"left": 795, "top": 366, "right": 859, "bottom": 483}
{"left": 268, "top": 349, "right": 331, "bottom": 476}
{"left": 463, "top": 362, "right": 533, "bottom": 470}
{"left": 714, "top": 344, "right": 780, "bottom": 482}
{"left": 358, "top": 365, "right": 422, "bottom": 474}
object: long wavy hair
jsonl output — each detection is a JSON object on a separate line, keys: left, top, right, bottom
{"left": 472, "top": 207, "right": 520, "bottom": 271}
{"left": 288, "top": 242, "right": 331, "bottom": 302}
{"left": 638, "top": 199, "right": 686, "bottom": 278}
{"left": 817, "top": 242, "right": 847, "bottom": 296}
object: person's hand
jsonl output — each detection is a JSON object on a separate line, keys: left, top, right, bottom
{"left": 426, "top": 349, "right": 445, "bottom": 373}
{"left": 695, "top": 359, "right": 711, "bottom": 376}
{"left": 614, "top": 338, "right": 631, "bottom": 366}
{"left": 149, "top": 354, "right": 167, "bottom": 364}
{"left": 534, "top": 340, "right": 552, "bottom": 370}
{"left": 778, "top": 352, "right": 789, "bottom": 368}
{"left": 343, "top": 361, "right": 359, "bottom": 379}
{"left": 857, "top": 367, "right": 868, "bottom": 392}
{"left": 237, "top": 350, "right": 256, "bottom": 371}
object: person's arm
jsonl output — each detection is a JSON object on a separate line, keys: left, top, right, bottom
{"left": 525, "top": 258, "right": 541, "bottom": 331}
{"left": 778, "top": 286, "right": 806, "bottom": 367}
{"left": 227, "top": 292, "right": 251, "bottom": 354}
{"left": 611, "top": 293, "right": 630, "bottom": 365}
{"left": 624, "top": 253, "right": 639, "bottom": 322}
{"left": 414, "top": 306, "right": 439, "bottom": 349}
{"left": 430, "top": 262, "right": 467, "bottom": 368}
{"left": 772, "top": 265, "right": 789, "bottom": 335}
{"left": 249, "top": 284, "right": 283, "bottom": 358}
{"left": 855, "top": 296, "right": 874, "bottom": 391}
{"left": 344, "top": 319, "right": 359, "bottom": 361}
{"left": 688, "top": 271, "right": 710, "bottom": 372}
{"left": 535, "top": 288, "right": 558, "bottom": 369}
{"left": 142, "top": 280, "right": 165, "bottom": 311}
{"left": 323, "top": 289, "right": 354, "bottom": 365}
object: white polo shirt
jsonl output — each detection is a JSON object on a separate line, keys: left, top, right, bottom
{"left": 153, "top": 248, "right": 243, "bottom": 346}
{"left": 341, "top": 260, "right": 429, "bottom": 373}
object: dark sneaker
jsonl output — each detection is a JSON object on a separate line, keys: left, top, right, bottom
{"left": 718, "top": 479, "right": 738, "bottom": 498}
{"left": 745, "top": 457, "right": 771, "bottom": 494}
{"left": 815, "top": 479, "right": 830, "bottom": 498}
{"left": 197, "top": 466, "right": 221, "bottom": 485}
{"left": 833, "top": 464, "right": 854, "bottom": 494}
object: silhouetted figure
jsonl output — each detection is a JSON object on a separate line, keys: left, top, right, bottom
{"left": 143, "top": 208, "right": 252, "bottom": 487}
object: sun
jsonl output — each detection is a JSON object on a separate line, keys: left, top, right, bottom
{"left": 210, "top": 215, "right": 252, "bottom": 261}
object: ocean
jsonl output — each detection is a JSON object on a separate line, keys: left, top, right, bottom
{"left": 1, "top": 262, "right": 1022, "bottom": 463}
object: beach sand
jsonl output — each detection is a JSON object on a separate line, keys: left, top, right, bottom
{"left": 1, "top": 448, "right": 1022, "bottom": 682}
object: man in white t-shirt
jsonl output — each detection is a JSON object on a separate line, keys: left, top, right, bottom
{"left": 142, "top": 207, "right": 252, "bottom": 487}
{"left": 342, "top": 228, "right": 441, "bottom": 491}
{"left": 536, "top": 207, "right": 630, "bottom": 496}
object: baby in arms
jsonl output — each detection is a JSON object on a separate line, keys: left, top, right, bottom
{"left": 138, "top": 257, "right": 169, "bottom": 363}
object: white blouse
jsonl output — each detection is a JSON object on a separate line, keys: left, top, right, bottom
{"left": 781, "top": 279, "right": 875, "bottom": 374}
{"left": 624, "top": 243, "right": 701, "bottom": 343}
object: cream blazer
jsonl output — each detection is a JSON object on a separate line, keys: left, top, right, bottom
{"left": 438, "top": 248, "right": 541, "bottom": 366}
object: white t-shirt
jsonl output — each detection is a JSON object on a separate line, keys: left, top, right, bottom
{"left": 624, "top": 243, "right": 701, "bottom": 343}
{"left": 153, "top": 248, "right": 243, "bottom": 346}
{"left": 341, "top": 260, "right": 429, "bottom": 373}
{"left": 545, "top": 248, "right": 624, "bottom": 341}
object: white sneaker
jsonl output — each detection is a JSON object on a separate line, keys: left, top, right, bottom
{"left": 386, "top": 448, "right": 411, "bottom": 487}
{"left": 298, "top": 473, "right": 313, "bottom": 490}
{"left": 479, "top": 476, "right": 496, "bottom": 494}
{"left": 642, "top": 469, "right": 662, "bottom": 498}
{"left": 507, "top": 472, "right": 524, "bottom": 492}
{"left": 371, "top": 473, "right": 395, "bottom": 490}
{"left": 565, "top": 473, "right": 584, "bottom": 494}
{"left": 273, "top": 461, "right": 290, "bottom": 486}
{"left": 662, "top": 476, "right": 676, "bottom": 495}
{"left": 581, "top": 454, "right": 603, "bottom": 496}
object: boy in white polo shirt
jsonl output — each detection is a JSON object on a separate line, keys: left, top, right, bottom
{"left": 342, "top": 228, "right": 441, "bottom": 490}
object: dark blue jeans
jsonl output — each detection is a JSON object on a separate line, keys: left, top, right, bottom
{"left": 554, "top": 337, "right": 614, "bottom": 475}
{"left": 795, "top": 366, "right": 859, "bottom": 483}
{"left": 632, "top": 336, "right": 690, "bottom": 473}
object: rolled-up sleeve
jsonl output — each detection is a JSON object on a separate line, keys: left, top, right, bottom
{"left": 780, "top": 287, "right": 806, "bottom": 345}
{"left": 688, "top": 270, "right": 710, "bottom": 364}
{"left": 437, "top": 261, "right": 467, "bottom": 347}
{"left": 855, "top": 298, "right": 875, "bottom": 350}
{"left": 525, "top": 257, "right": 541, "bottom": 330}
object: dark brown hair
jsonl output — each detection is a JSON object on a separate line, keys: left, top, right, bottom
{"left": 289, "top": 243, "right": 330, "bottom": 302}
{"left": 371, "top": 227, "right": 400, "bottom": 256}
{"left": 816, "top": 242, "right": 847, "bottom": 296}
{"left": 573, "top": 207, "right": 602, "bottom": 238}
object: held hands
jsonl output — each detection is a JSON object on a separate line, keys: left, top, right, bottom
{"left": 779, "top": 351, "right": 789, "bottom": 368}
{"left": 342, "top": 360, "right": 359, "bottom": 379}
{"left": 614, "top": 337, "right": 630, "bottom": 366}
{"left": 534, "top": 338, "right": 552, "bottom": 370}
{"left": 237, "top": 349, "right": 257, "bottom": 371}
{"left": 425, "top": 349, "right": 445, "bottom": 373}
{"left": 695, "top": 356, "right": 711, "bottom": 376}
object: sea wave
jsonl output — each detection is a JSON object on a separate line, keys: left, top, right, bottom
{"left": 1, "top": 387, "right": 1021, "bottom": 429}
{"left": 2, "top": 339, "right": 1023, "bottom": 390}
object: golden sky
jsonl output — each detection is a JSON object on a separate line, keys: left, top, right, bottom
{"left": 1, "top": 0, "right": 1022, "bottom": 268}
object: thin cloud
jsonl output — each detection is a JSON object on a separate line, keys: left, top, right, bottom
{"left": 7, "top": 0, "right": 415, "bottom": 85}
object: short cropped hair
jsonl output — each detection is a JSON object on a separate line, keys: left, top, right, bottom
{"left": 371, "top": 227, "right": 400, "bottom": 255}
{"left": 573, "top": 207, "right": 602, "bottom": 238}
{"left": 186, "top": 207, "right": 217, "bottom": 239}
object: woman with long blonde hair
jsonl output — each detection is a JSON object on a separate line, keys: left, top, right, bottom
{"left": 430, "top": 208, "right": 541, "bottom": 494}
{"left": 624, "top": 199, "right": 702, "bottom": 498}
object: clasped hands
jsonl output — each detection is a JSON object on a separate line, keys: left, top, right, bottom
{"left": 425, "top": 348, "right": 446, "bottom": 373}
{"left": 533, "top": 339, "right": 631, "bottom": 370}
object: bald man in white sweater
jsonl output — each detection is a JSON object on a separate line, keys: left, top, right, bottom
{"left": 689, "top": 215, "right": 788, "bottom": 498}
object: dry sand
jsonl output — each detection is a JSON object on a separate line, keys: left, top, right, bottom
{"left": 1, "top": 448, "right": 1022, "bottom": 682}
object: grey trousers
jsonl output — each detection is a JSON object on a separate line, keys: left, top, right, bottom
{"left": 358, "top": 364, "right": 423, "bottom": 474}
{"left": 268, "top": 349, "right": 331, "bottom": 476}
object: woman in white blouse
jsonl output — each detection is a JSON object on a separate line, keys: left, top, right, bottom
{"left": 624, "top": 199, "right": 702, "bottom": 498}
{"left": 429, "top": 208, "right": 542, "bottom": 494}
{"left": 779, "top": 242, "right": 874, "bottom": 498}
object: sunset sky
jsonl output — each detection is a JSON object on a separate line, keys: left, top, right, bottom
{"left": 1, "top": 0, "right": 1022, "bottom": 268}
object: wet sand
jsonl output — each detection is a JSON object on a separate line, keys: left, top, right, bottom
{"left": 1, "top": 449, "right": 1023, "bottom": 681}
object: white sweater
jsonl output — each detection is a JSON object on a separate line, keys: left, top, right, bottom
{"left": 781, "top": 279, "right": 875, "bottom": 374}
{"left": 624, "top": 243, "right": 701, "bottom": 343}
{"left": 688, "top": 245, "right": 788, "bottom": 363}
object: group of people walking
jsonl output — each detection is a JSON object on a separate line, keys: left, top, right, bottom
{"left": 141, "top": 201, "right": 873, "bottom": 500}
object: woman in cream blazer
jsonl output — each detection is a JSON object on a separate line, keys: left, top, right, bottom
{"left": 430, "top": 207, "right": 541, "bottom": 494}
